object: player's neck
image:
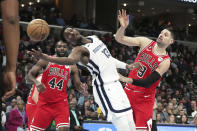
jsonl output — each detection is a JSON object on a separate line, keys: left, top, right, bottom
{"left": 154, "top": 44, "right": 167, "bottom": 55}
{"left": 81, "top": 36, "right": 91, "bottom": 44}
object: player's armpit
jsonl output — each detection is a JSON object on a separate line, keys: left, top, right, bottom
{"left": 68, "top": 46, "right": 89, "bottom": 65}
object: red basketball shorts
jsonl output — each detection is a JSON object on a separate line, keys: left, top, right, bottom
{"left": 30, "top": 100, "right": 70, "bottom": 131}
{"left": 124, "top": 87, "right": 155, "bottom": 130}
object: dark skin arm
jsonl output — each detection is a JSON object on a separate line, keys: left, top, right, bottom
{"left": 1, "top": 0, "right": 20, "bottom": 101}
{"left": 71, "top": 65, "right": 88, "bottom": 96}
{"left": 26, "top": 59, "right": 48, "bottom": 92}
{"left": 31, "top": 46, "right": 90, "bottom": 65}
{"left": 71, "top": 65, "right": 81, "bottom": 91}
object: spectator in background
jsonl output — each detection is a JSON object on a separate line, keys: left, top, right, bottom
{"left": 157, "top": 103, "right": 168, "bottom": 123}
{"left": 6, "top": 98, "right": 17, "bottom": 114}
{"left": 156, "top": 113, "right": 162, "bottom": 124}
{"left": 56, "top": 13, "right": 66, "bottom": 26}
{"left": 6, "top": 100, "right": 28, "bottom": 131}
{"left": 97, "top": 107, "right": 106, "bottom": 121}
{"left": 1, "top": 102, "right": 6, "bottom": 131}
{"left": 192, "top": 112, "right": 197, "bottom": 126}
{"left": 84, "top": 98, "right": 97, "bottom": 120}
{"left": 181, "top": 114, "right": 188, "bottom": 124}
{"left": 69, "top": 97, "right": 87, "bottom": 131}
{"left": 168, "top": 114, "right": 176, "bottom": 124}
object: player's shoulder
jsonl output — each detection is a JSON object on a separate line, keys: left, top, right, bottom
{"left": 137, "top": 36, "right": 153, "bottom": 46}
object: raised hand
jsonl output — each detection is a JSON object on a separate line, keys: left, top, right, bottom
{"left": 118, "top": 9, "right": 129, "bottom": 28}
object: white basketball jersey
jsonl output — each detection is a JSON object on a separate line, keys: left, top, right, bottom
{"left": 81, "top": 36, "right": 131, "bottom": 121}
{"left": 82, "top": 35, "right": 119, "bottom": 84}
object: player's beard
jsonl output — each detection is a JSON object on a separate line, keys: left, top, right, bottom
{"left": 56, "top": 52, "right": 68, "bottom": 57}
{"left": 72, "top": 36, "right": 83, "bottom": 46}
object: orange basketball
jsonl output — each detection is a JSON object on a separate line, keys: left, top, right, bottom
{"left": 27, "top": 19, "right": 50, "bottom": 41}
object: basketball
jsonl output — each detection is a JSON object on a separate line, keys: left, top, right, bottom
{"left": 27, "top": 19, "right": 50, "bottom": 41}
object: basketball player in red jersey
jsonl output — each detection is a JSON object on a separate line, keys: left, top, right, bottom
{"left": 115, "top": 9, "right": 174, "bottom": 131}
{"left": 26, "top": 75, "right": 41, "bottom": 130}
{"left": 27, "top": 41, "right": 85, "bottom": 131}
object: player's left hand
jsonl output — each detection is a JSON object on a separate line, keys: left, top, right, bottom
{"left": 127, "top": 62, "right": 142, "bottom": 70}
{"left": 36, "top": 82, "right": 46, "bottom": 92}
{"left": 2, "top": 71, "right": 16, "bottom": 101}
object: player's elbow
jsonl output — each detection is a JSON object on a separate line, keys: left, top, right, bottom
{"left": 115, "top": 35, "right": 121, "bottom": 43}
{"left": 4, "top": 15, "right": 19, "bottom": 25}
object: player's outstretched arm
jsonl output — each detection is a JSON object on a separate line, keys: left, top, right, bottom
{"left": 31, "top": 46, "right": 88, "bottom": 65}
{"left": 27, "top": 59, "right": 48, "bottom": 92}
{"left": 112, "top": 57, "right": 142, "bottom": 71}
{"left": 131, "top": 59, "right": 170, "bottom": 88}
{"left": 118, "top": 73, "right": 133, "bottom": 83}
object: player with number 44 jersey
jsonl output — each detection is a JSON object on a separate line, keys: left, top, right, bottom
{"left": 27, "top": 41, "right": 86, "bottom": 131}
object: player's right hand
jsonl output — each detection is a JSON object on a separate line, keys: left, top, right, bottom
{"left": 30, "top": 48, "right": 44, "bottom": 60}
{"left": 125, "top": 78, "right": 133, "bottom": 84}
{"left": 118, "top": 9, "right": 129, "bottom": 28}
{"left": 35, "top": 82, "right": 46, "bottom": 92}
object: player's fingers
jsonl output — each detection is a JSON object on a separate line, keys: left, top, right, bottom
{"left": 38, "top": 47, "right": 42, "bottom": 52}
{"left": 118, "top": 10, "right": 121, "bottom": 16}
{"left": 31, "top": 49, "right": 38, "bottom": 54}
{"left": 124, "top": 10, "right": 127, "bottom": 16}
{"left": 121, "top": 9, "right": 124, "bottom": 16}
{"left": 26, "top": 50, "right": 32, "bottom": 55}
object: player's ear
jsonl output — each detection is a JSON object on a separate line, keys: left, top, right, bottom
{"left": 170, "top": 38, "right": 174, "bottom": 45}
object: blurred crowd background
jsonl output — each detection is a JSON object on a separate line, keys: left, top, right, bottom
{"left": 0, "top": 2, "right": 197, "bottom": 131}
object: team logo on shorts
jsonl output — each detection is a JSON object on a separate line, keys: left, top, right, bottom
{"left": 158, "top": 57, "right": 163, "bottom": 62}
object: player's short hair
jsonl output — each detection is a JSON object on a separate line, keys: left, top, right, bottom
{"left": 55, "top": 40, "right": 68, "bottom": 48}
{"left": 164, "top": 27, "right": 175, "bottom": 40}
{"left": 60, "top": 25, "right": 73, "bottom": 42}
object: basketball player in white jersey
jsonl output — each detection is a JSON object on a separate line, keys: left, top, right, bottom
{"left": 30, "top": 27, "right": 138, "bottom": 131}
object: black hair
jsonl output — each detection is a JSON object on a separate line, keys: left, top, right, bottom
{"left": 55, "top": 40, "right": 68, "bottom": 48}
{"left": 60, "top": 25, "right": 73, "bottom": 43}
{"left": 163, "top": 26, "right": 175, "bottom": 40}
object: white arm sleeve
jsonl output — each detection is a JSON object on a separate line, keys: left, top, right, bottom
{"left": 111, "top": 57, "right": 127, "bottom": 69}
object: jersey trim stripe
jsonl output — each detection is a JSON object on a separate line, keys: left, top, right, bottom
{"left": 94, "top": 80, "right": 108, "bottom": 118}
{"left": 89, "top": 60, "right": 131, "bottom": 113}
{"left": 86, "top": 65, "right": 99, "bottom": 76}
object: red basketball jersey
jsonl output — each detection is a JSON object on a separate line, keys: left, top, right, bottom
{"left": 126, "top": 41, "right": 170, "bottom": 94}
{"left": 39, "top": 62, "right": 70, "bottom": 103}
{"left": 27, "top": 74, "right": 42, "bottom": 105}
